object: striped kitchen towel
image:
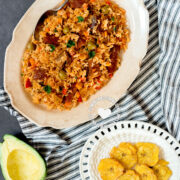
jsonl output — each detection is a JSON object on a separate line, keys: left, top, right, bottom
{"left": 0, "top": 0, "right": 180, "bottom": 179}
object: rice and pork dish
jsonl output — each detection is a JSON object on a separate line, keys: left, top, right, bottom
{"left": 21, "top": 0, "right": 130, "bottom": 110}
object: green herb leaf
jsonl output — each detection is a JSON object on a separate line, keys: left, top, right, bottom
{"left": 21, "top": 73, "right": 24, "bottom": 77}
{"left": 44, "top": 85, "right": 51, "bottom": 94}
{"left": 111, "top": 17, "right": 115, "bottom": 22}
{"left": 75, "top": 76, "right": 78, "bottom": 79}
{"left": 49, "top": 44, "right": 56, "bottom": 52}
{"left": 113, "top": 26, "right": 117, "bottom": 32}
{"left": 77, "top": 16, "right": 84, "bottom": 22}
{"left": 54, "top": 28, "right": 58, "bottom": 32}
{"left": 89, "top": 51, "right": 96, "bottom": 58}
{"left": 67, "top": 40, "right": 75, "bottom": 48}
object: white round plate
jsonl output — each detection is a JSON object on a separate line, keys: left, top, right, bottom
{"left": 79, "top": 121, "right": 180, "bottom": 180}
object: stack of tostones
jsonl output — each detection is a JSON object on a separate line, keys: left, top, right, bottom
{"left": 98, "top": 142, "right": 172, "bottom": 180}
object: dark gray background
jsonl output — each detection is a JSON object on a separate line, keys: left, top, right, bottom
{"left": 0, "top": 0, "right": 34, "bottom": 179}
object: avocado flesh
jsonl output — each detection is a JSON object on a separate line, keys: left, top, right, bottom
{"left": 0, "top": 135, "right": 46, "bottom": 180}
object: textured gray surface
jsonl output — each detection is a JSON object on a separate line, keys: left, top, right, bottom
{"left": 0, "top": 0, "right": 34, "bottom": 179}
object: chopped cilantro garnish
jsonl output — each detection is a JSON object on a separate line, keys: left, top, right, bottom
{"left": 67, "top": 40, "right": 75, "bottom": 48}
{"left": 77, "top": 16, "right": 84, "bottom": 22}
{"left": 44, "top": 85, "right": 51, "bottom": 94}
{"left": 111, "top": 17, "right": 115, "bottom": 22}
{"left": 75, "top": 76, "right": 78, "bottom": 79}
{"left": 21, "top": 73, "right": 23, "bottom": 76}
{"left": 54, "top": 28, "right": 58, "bottom": 32}
{"left": 113, "top": 26, "right": 117, "bottom": 32}
{"left": 49, "top": 44, "right": 56, "bottom": 52}
{"left": 89, "top": 51, "right": 96, "bottom": 58}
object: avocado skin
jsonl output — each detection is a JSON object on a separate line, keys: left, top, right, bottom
{"left": 0, "top": 142, "right": 6, "bottom": 180}
{"left": 0, "top": 134, "right": 47, "bottom": 180}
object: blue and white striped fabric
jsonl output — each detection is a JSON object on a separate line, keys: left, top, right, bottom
{"left": 0, "top": 0, "right": 180, "bottom": 179}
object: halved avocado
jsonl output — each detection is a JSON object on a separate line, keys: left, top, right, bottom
{"left": 0, "top": 134, "right": 46, "bottom": 180}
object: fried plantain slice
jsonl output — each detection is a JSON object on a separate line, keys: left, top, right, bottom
{"left": 135, "top": 164, "right": 157, "bottom": 180}
{"left": 98, "top": 158, "right": 124, "bottom": 180}
{"left": 135, "top": 142, "right": 159, "bottom": 166}
{"left": 110, "top": 143, "right": 137, "bottom": 169}
{"left": 152, "top": 160, "right": 172, "bottom": 180}
{"left": 117, "top": 170, "right": 140, "bottom": 180}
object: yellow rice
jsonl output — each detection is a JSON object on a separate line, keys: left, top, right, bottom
{"left": 21, "top": 0, "right": 130, "bottom": 110}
